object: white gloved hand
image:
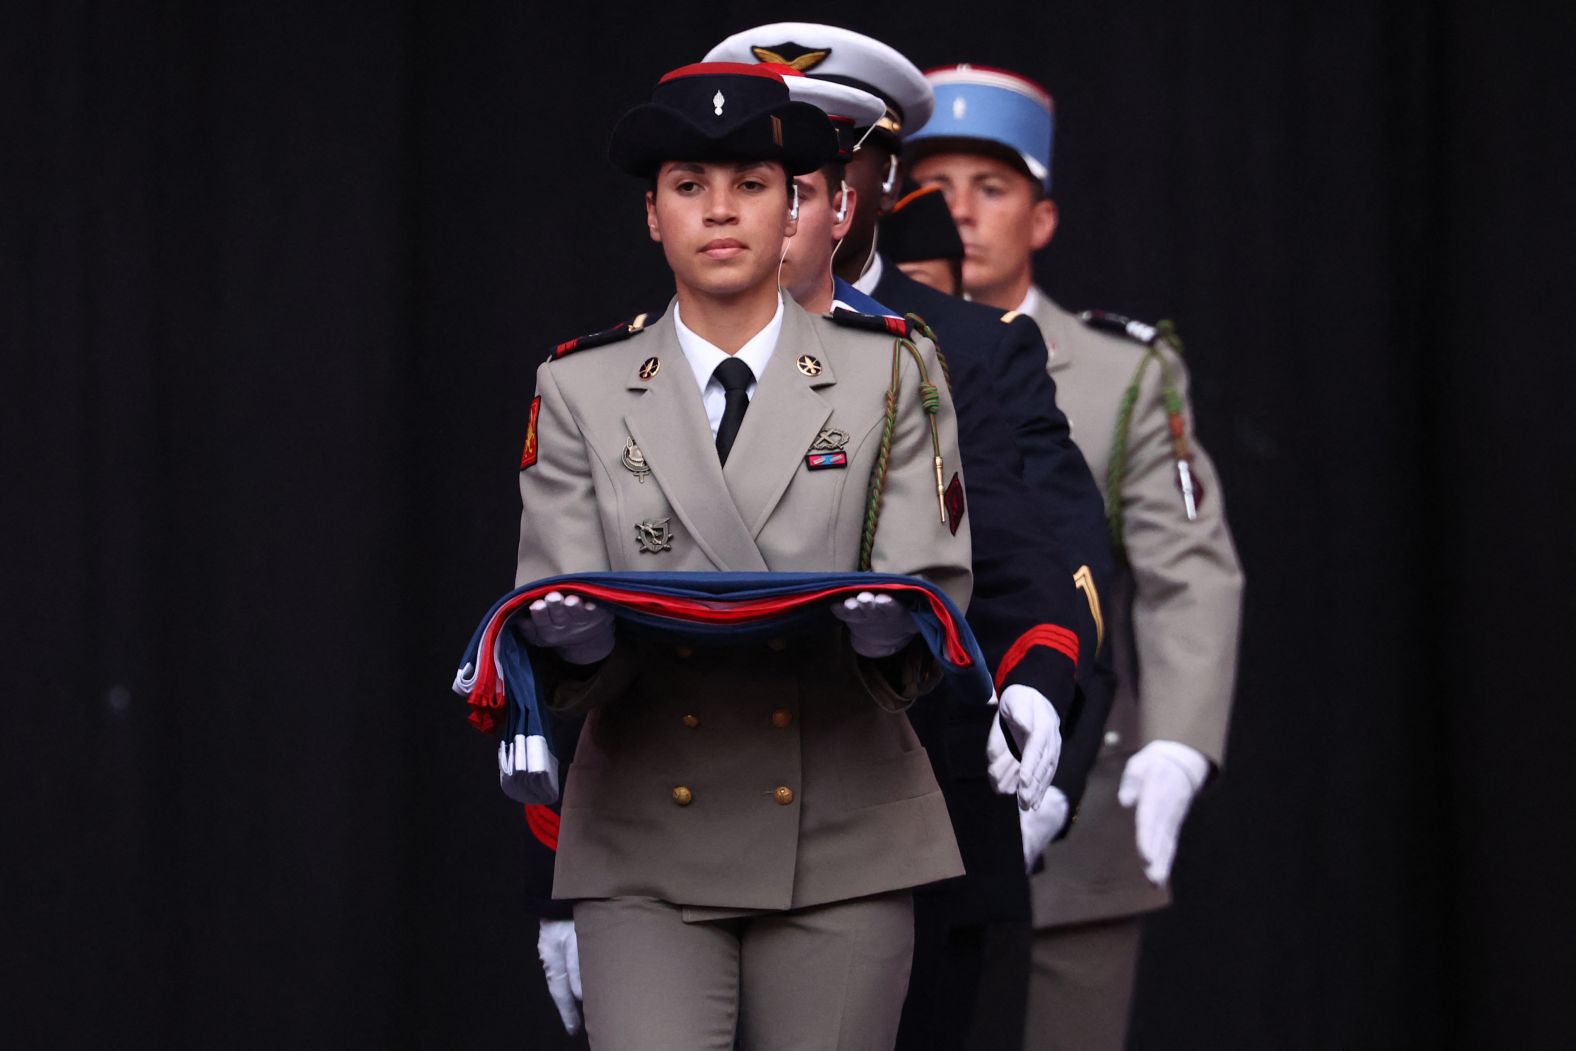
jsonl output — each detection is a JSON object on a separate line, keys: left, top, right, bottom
{"left": 537, "top": 918, "right": 583, "bottom": 1035}
{"left": 1020, "top": 786, "right": 1070, "bottom": 872}
{"left": 498, "top": 733, "right": 561, "bottom": 805}
{"left": 996, "top": 684, "right": 1061, "bottom": 810}
{"left": 984, "top": 711, "right": 1019, "bottom": 795}
{"left": 1118, "top": 740, "right": 1210, "bottom": 886}
{"left": 830, "top": 591, "right": 917, "bottom": 658}
{"left": 518, "top": 591, "right": 614, "bottom": 665}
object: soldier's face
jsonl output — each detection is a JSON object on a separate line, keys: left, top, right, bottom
{"left": 646, "top": 160, "right": 798, "bottom": 298}
{"left": 909, "top": 151, "right": 1057, "bottom": 301}
{"left": 781, "top": 168, "right": 856, "bottom": 303}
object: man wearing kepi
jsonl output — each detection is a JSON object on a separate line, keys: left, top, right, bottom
{"left": 906, "top": 64, "right": 1245, "bottom": 1050}
{"left": 512, "top": 62, "right": 1057, "bottom": 1050}
{"left": 705, "top": 27, "right": 1120, "bottom": 1050}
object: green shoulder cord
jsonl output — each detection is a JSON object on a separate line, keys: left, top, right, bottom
{"left": 859, "top": 334, "right": 947, "bottom": 570}
{"left": 904, "top": 313, "right": 953, "bottom": 397}
{"left": 1106, "top": 320, "right": 1195, "bottom": 566}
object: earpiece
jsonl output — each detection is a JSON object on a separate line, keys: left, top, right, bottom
{"left": 789, "top": 182, "right": 800, "bottom": 222}
{"left": 881, "top": 154, "right": 900, "bottom": 196}
{"left": 834, "top": 179, "right": 850, "bottom": 224}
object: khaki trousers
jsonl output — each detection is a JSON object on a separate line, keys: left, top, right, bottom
{"left": 1023, "top": 915, "right": 1144, "bottom": 1051}
{"left": 575, "top": 891, "right": 915, "bottom": 1051}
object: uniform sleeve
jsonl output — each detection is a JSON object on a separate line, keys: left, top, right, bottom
{"left": 515, "top": 361, "right": 611, "bottom": 585}
{"left": 851, "top": 332, "right": 973, "bottom": 710}
{"left": 868, "top": 332, "right": 973, "bottom": 611}
{"left": 1119, "top": 346, "right": 1244, "bottom": 765}
{"left": 514, "top": 360, "right": 635, "bottom": 714}
{"left": 989, "top": 316, "right": 1116, "bottom": 669}
{"left": 943, "top": 348, "right": 1082, "bottom": 712}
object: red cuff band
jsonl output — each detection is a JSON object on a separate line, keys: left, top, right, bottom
{"left": 525, "top": 804, "right": 560, "bottom": 852}
{"left": 995, "top": 624, "right": 1079, "bottom": 688}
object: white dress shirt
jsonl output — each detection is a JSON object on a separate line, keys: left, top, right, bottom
{"left": 672, "top": 296, "right": 785, "bottom": 439}
{"left": 1014, "top": 285, "right": 1042, "bottom": 317}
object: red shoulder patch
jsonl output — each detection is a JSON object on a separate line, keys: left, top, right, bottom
{"left": 520, "top": 395, "right": 541, "bottom": 470}
{"left": 944, "top": 472, "right": 965, "bottom": 535}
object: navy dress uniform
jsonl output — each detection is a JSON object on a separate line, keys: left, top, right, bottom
{"left": 509, "top": 63, "right": 980, "bottom": 1050}
{"left": 908, "top": 65, "right": 1246, "bottom": 1051}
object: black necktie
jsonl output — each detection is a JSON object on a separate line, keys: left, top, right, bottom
{"left": 713, "top": 357, "right": 755, "bottom": 465}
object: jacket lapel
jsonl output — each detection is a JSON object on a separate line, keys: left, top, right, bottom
{"left": 721, "top": 301, "right": 836, "bottom": 537}
{"left": 623, "top": 312, "right": 768, "bottom": 571}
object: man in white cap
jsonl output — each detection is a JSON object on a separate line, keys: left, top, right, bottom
{"left": 707, "top": 26, "right": 1120, "bottom": 1051}
{"left": 907, "top": 63, "right": 1245, "bottom": 1051}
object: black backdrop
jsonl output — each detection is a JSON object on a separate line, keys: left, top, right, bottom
{"left": 6, "top": 2, "right": 1573, "bottom": 1047}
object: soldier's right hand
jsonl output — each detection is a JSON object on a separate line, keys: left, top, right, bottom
{"left": 520, "top": 591, "right": 615, "bottom": 664}
{"left": 537, "top": 918, "right": 583, "bottom": 1035}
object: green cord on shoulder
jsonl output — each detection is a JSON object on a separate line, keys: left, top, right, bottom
{"left": 859, "top": 335, "right": 949, "bottom": 570}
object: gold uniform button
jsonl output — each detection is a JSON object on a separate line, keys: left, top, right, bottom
{"left": 774, "top": 786, "right": 795, "bottom": 806}
{"left": 771, "top": 708, "right": 793, "bottom": 728}
{"left": 766, "top": 637, "right": 787, "bottom": 652}
{"left": 682, "top": 714, "right": 700, "bottom": 728}
{"left": 672, "top": 786, "right": 694, "bottom": 806}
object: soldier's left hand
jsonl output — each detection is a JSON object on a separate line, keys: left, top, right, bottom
{"left": 520, "top": 591, "right": 615, "bottom": 664}
{"left": 1020, "top": 786, "right": 1070, "bottom": 871}
{"left": 1118, "top": 740, "right": 1210, "bottom": 885}
{"left": 831, "top": 591, "right": 918, "bottom": 657}
{"left": 997, "top": 684, "right": 1061, "bottom": 810}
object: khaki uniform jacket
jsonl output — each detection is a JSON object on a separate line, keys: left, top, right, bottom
{"left": 516, "top": 298, "right": 973, "bottom": 912}
{"left": 1025, "top": 289, "right": 1244, "bottom": 927}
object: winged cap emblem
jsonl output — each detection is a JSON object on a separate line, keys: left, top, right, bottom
{"left": 750, "top": 44, "right": 832, "bottom": 72}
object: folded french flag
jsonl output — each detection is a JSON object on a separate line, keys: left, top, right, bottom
{"left": 451, "top": 572, "right": 992, "bottom": 804}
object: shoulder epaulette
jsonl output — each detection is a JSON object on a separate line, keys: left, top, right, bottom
{"left": 1078, "top": 309, "right": 1160, "bottom": 347}
{"left": 547, "top": 312, "right": 650, "bottom": 360}
{"left": 828, "top": 306, "right": 912, "bottom": 338}
{"left": 1078, "top": 310, "right": 1186, "bottom": 354}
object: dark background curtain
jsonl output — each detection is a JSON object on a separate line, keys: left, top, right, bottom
{"left": 5, "top": 2, "right": 1571, "bottom": 1046}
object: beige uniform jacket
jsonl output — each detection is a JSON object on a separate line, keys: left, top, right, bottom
{"left": 516, "top": 298, "right": 973, "bottom": 913}
{"left": 1026, "top": 289, "right": 1244, "bottom": 927}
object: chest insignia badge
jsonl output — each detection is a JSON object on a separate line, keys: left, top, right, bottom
{"left": 805, "top": 427, "right": 849, "bottom": 470}
{"left": 621, "top": 437, "right": 651, "bottom": 483}
{"left": 638, "top": 356, "right": 661, "bottom": 380}
{"left": 635, "top": 518, "right": 674, "bottom": 554}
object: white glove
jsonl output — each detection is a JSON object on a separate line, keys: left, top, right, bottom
{"left": 1019, "top": 787, "right": 1070, "bottom": 872}
{"left": 1118, "top": 740, "right": 1210, "bottom": 886}
{"left": 830, "top": 591, "right": 918, "bottom": 658}
{"left": 518, "top": 591, "right": 614, "bottom": 665}
{"left": 985, "top": 714, "right": 1018, "bottom": 795}
{"left": 537, "top": 918, "right": 583, "bottom": 1035}
{"left": 497, "top": 733, "right": 561, "bottom": 805}
{"left": 994, "top": 684, "right": 1061, "bottom": 810}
